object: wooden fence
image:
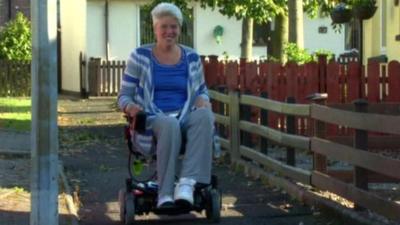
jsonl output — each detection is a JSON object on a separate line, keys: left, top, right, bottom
{"left": 81, "top": 55, "right": 400, "bottom": 106}
{"left": 203, "top": 56, "right": 400, "bottom": 104}
{"left": 84, "top": 57, "right": 126, "bottom": 96}
{"left": 203, "top": 56, "right": 400, "bottom": 137}
{"left": 0, "top": 60, "right": 31, "bottom": 97}
{"left": 209, "top": 89, "right": 400, "bottom": 222}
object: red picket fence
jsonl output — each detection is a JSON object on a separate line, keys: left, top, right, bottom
{"left": 203, "top": 55, "right": 400, "bottom": 138}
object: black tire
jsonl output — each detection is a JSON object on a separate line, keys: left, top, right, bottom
{"left": 206, "top": 189, "right": 221, "bottom": 223}
{"left": 124, "top": 191, "right": 136, "bottom": 225}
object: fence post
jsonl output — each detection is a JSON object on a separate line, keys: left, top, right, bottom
{"left": 88, "top": 58, "right": 101, "bottom": 96}
{"left": 218, "top": 86, "right": 227, "bottom": 138}
{"left": 353, "top": 99, "right": 369, "bottom": 210}
{"left": 286, "top": 96, "right": 296, "bottom": 166}
{"left": 96, "top": 60, "right": 102, "bottom": 96}
{"left": 79, "top": 52, "right": 89, "bottom": 98}
{"left": 318, "top": 54, "right": 328, "bottom": 93}
{"left": 240, "top": 90, "right": 253, "bottom": 147}
{"left": 309, "top": 93, "right": 327, "bottom": 172}
{"left": 229, "top": 90, "right": 240, "bottom": 161}
{"left": 260, "top": 92, "right": 269, "bottom": 154}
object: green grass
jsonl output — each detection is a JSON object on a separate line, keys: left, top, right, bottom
{"left": 0, "top": 97, "right": 31, "bottom": 131}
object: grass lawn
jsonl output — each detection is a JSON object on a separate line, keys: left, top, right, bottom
{"left": 0, "top": 97, "right": 31, "bottom": 131}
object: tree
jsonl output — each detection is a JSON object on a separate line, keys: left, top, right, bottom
{"left": 195, "top": 0, "right": 339, "bottom": 61}
{"left": 0, "top": 12, "right": 32, "bottom": 60}
{"left": 195, "top": 0, "right": 284, "bottom": 60}
{"left": 288, "top": 0, "right": 303, "bottom": 47}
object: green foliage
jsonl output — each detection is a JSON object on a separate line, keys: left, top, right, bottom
{"left": 313, "top": 49, "right": 335, "bottom": 61}
{"left": 0, "top": 60, "right": 31, "bottom": 97}
{"left": 283, "top": 43, "right": 313, "bottom": 64}
{"left": 0, "top": 13, "right": 31, "bottom": 60}
{"left": 283, "top": 44, "right": 335, "bottom": 64}
{"left": 351, "top": 0, "right": 376, "bottom": 8}
{"left": 305, "top": 0, "right": 341, "bottom": 17}
{"left": 194, "top": 0, "right": 285, "bottom": 23}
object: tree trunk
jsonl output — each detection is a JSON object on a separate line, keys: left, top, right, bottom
{"left": 268, "top": 13, "right": 288, "bottom": 63}
{"left": 240, "top": 17, "right": 253, "bottom": 61}
{"left": 288, "top": 0, "right": 304, "bottom": 47}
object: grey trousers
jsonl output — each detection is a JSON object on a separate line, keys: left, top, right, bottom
{"left": 152, "top": 107, "right": 214, "bottom": 197}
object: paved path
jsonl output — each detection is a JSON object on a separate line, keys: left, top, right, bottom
{"left": 57, "top": 98, "right": 344, "bottom": 225}
{"left": 0, "top": 129, "right": 30, "bottom": 154}
{"left": 61, "top": 128, "right": 334, "bottom": 225}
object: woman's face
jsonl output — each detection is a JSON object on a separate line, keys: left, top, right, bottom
{"left": 153, "top": 15, "right": 181, "bottom": 47}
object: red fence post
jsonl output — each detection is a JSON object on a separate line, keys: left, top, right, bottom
{"left": 347, "top": 62, "right": 362, "bottom": 102}
{"left": 226, "top": 61, "right": 239, "bottom": 91}
{"left": 267, "top": 63, "right": 280, "bottom": 130}
{"left": 318, "top": 54, "right": 327, "bottom": 93}
{"left": 286, "top": 62, "right": 297, "bottom": 98}
{"left": 326, "top": 62, "right": 341, "bottom": 136}
{"left": 206, "top": 55, "right": 219, "bottom": 89}
{"left": 387, "top": 61, "right": 400, "bottom": 102}
{"left": 366, "top": 61, "right": 380, "bottom": 103}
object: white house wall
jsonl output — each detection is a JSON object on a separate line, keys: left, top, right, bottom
{"left": 86, "top": 0, "right": 138, "bottom": 60}
{"left": 303, "top": 16, "right": 345, "bottom": 57}
{"left": 60, "top": 0, "right": 86, "bottom": 93}
{"left": 193, "top": 5, "right": 249, "bottom": 59}
{"left": 109, "top": 1, "right": 138, "bottom": 60}
{"left": 86, "top": 1, "right": 106, "bottom": 59}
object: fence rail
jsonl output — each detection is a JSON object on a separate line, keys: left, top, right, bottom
{"left": 0, "top": 60, "right": 31, "bottom": 97}
{"left": 209, "top": 89, "right": 400, "bottom": 222}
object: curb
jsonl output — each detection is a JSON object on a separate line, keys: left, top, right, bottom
{"left": 0, "top": 149, "right": 30, "bottom": 156}
{"left": 59, "top": 162, "right": 80, "bottom": 225}
{"left": 0, "top": 149, "right": 79, "bottom": 224}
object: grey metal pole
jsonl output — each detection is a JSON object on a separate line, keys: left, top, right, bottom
{"left": 30, "top": 0, "right": 59, "bottom": 224}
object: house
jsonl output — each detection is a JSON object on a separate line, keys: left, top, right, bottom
{"left": 60, "top": 0, "right": 346, "bottom": 95}
{"left": 363, "top": 0, "right": 400, "bottom": 64}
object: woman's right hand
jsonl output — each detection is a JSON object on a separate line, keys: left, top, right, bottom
{"left": 125, "top": 103, "right": 143, "bottom": 118}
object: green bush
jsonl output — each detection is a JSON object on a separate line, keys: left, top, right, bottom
{"left": 313, "top": 49, "right": 335, "bottom": 62}
{"left": 283, "top": 43, "right": 313, "bottom": 64}
{"left": 0, "top": 12, "right": 32, "bottom": 60}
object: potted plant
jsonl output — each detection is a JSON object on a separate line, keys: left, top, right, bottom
{"left": 351, "top": 0, "right": 377, "bottom": 20}
{"left": 330, "top": 3, "right": 352, "bottom": 24}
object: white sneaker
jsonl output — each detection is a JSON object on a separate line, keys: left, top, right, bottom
{"left": 174, "top": 178, "right": 196, "bottom": 206}
{"left": 157, "top": 195, "right": 173, "bottom": 208}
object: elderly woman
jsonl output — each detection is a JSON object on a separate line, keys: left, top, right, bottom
{"left": 118, "top": 2, "right": 214, "bottom": 209}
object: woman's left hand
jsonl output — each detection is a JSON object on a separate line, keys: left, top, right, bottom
{"left": 195, "top": 97, "right": 211, "bottom": 109}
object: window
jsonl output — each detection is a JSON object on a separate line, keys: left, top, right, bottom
{"left": 139, "top": 6, "right": 194, "bottom": 47}
{"left": 253, "top": 21, "right": 268, "bottom": 46}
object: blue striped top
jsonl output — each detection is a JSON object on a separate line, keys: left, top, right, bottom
{"left": 152, "top": 49, "right": 188, "bottom": 112}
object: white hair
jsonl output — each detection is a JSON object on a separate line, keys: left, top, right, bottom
{"left": 151, "top": 2, "right": 183, "bottom": 26}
